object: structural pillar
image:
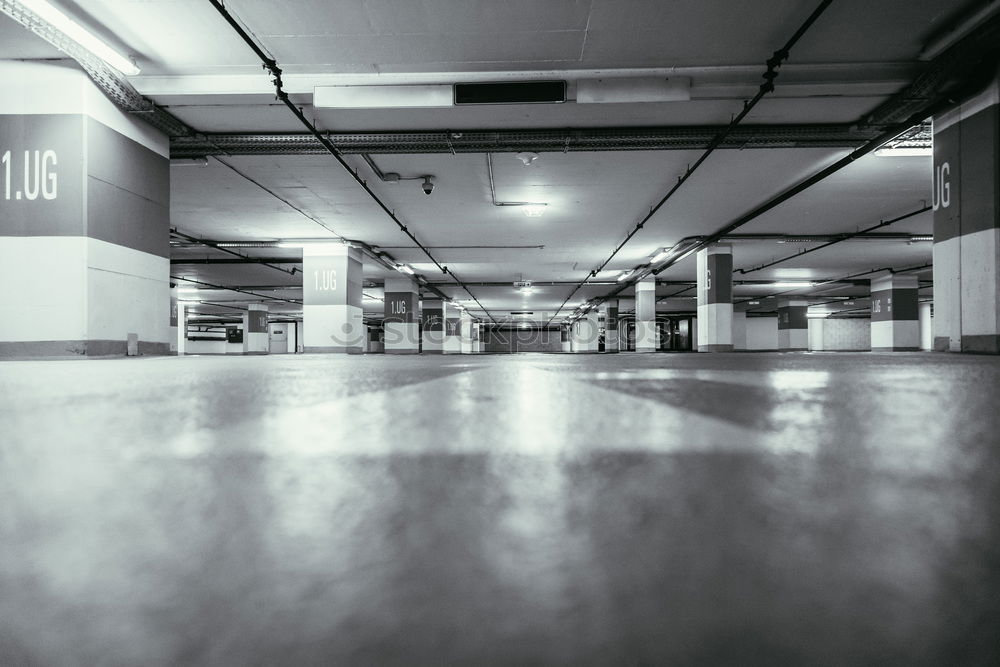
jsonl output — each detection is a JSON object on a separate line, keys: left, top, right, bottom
{"left": 0, "top": 61, "right": 171, "bottom": 357}
{"left": 870, "top": 274, "right": 920, "bottom": 351}
{"left": 169, "top": 286, "right": 179, "bottom": 355}
{"left": 383, "top": 278, "right": 419, "bottom": 354}
{"left": 243, "top": 304, "right": 269, "bottom": 355}
{"left": 443, "top": 302, "right": 462, "bottom": 354}
{"left": 696, "top": 244, "right": 734, "bottom": 352}
{"left": 600, "top": 300, "right": 619, "bottom": 352}
{"left": 422, "top": 299, "right": 445, "bottom": 353}
{"left": 919, "top": 302, "right": 933, "bottom": 351}
{"left": 460, "top": 312, "right": 475, "bottom": 353}
{"left": 932, "top": 73, "right": 1000, "bottom": 353}
{"left": 302, "top": 244, "right": 364, "bottom": 353}
{"left": 561, "top": 325, "right": 571, "bottom": 352}
{"left": 635, "top": 279, "right": 657, "bottom": 352}
{"left": 574, "top": 311, "right": 600, "bottom": 352}
{"left": 177, "top": 301, "right": 186, "bottom": 356}
{"left": 777, "top": 301, "right": 808, "bottom": 351}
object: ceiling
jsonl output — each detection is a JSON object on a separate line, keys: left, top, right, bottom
{"left": 3, "top": 0, "right": 987, "bottom": 324}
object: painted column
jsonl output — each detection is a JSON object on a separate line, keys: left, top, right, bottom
{"left": 383, "top": 277, "right": 419, "bottom": 354}
{"left": 574, "top": 311, "right": 600, "bottom": 352}
{"left": 870, "top": 274, "right": 920, "bottom": 351}
{"left": 777, "top": 301, "right": 808, "bottom": 351}
{"left": 932, "top": 75, "right": 1000, "bottom": 353}
{"left": 0, "top": 62, "right": 170, "bottom": 357}
{"left": 243, "top": 304, "right": 269, "bottom": 355}
{"left": 302, "top": 244, "right": 364, "bottom": 353}
{"left": 561, "top": 325, "right": 571, "bottom": 352}
{"left": 635, "top": 278, "right": 657, "bottom": 352}
{"left": 422, "top": 299, "right": 445, "bottom": 353}
{"left": 460, "top": 312, "right": 475, "bottom": 353}
{"left": 169, "top": 286, "right": 179, "bottom": 355}
{"left": 177, "top": 301, "right": 186, "bottom": 356}
{"left": 732, "top": 310, "right": 748, "bottom": 351}
{"left": 919, "top": 302, "right": 933, "bottom": 351}
{"left": 696, "top": 243, "right": 734, "bottom": 352}
{"left": 600, "top": 300, "right": 619, "bottom": 352}
{"left": 443, "top": 302, "right": 462, "bottom": 354}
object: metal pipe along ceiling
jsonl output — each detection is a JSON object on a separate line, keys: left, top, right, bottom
{"left": 207, "top": 0, "right": 496, "bottom": 323}
{"left": 546, "top": 0, "right": 837, "bottom": 325}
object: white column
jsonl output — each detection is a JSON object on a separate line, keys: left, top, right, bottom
{"left": 422, "top": 300, "right": 444, "bottom": 353}
{"left": 243, "top": 304, "right": 269, "bottom": 355}
{"left": 919, "top": 302, "right": 933, "bottom": 351}
{"left": 635, "top": 279, "right": 657, "bottom": 352}
{"left": 600, "top": 300, "right": 619, "bottom": 352}
{"left": 460, "top": 312, "right": 475, "bottom": 353}
{"left": 574, "top": 311, "right": 600, "bottom": 352}
{"left": 696, "top": 243, "right": 734, "bottom": 352}
{"left": 870, "top": 274, "right": 920, "bottom": 351}
{"left": 383, "top": 278, "right": 420, "bottom": 354}
{"left": 303, "top": 244, "right": 365, "bottom": 354}
{"left": 778, "top": 301, "right": 809, "bottom": 351}
{"left": 443, "top": 302, "right": 462, "bottom": 354}
{"left": 177, "top": 301, "right": 186, "bottom": 356}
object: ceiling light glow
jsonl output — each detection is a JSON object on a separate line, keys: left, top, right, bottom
{"left": 617, "top": 270, "right": 634, "bottom": 282}
{"left": 521, "top": 204, "right": 547, "bottom": 217}
{"left": 19, "top": 0, "right": 141, "bottom": 75}
{"left": 650, "top": 248, "right": 672, "bottom": 263}
{"left": 396, "top": 264, "right": 415, "bottom": 275}
{"left": 874, "top": 147, "right": 932, "bottom": 157}
{"left": 770, "top": 281, "right": 814, "bottom": 288}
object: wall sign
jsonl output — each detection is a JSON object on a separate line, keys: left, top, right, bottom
{"left": 0, "top": 115, "right": 83, "bottom": 236}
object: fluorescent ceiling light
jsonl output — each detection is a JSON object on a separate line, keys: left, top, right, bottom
{"left": 396, "top": 264, "right": 415, "bottom": 275}
{"left": 314, "top": 84, "right": 452, "bottom": 109}
{"left": 617, "top": 270, "right": 634, "bottom": 282}
{"left": 807, "top": 312, "right": 832, "bottom": 319}
{"left": 521, "top": 204, "right": 547, "bottom": 217}
{"left": 19, "top": 0, "right": 140, "bottom": 75}
{"left": 770, "top": 281, "right": 814, "bottom": 288}
{"left": 276, "top": 241, "right": 343, "bottom": 249}
{"left": 178, "top": 297, "right": 202, "bottom": 302}
{"left": 874, "top": 147, "right": 932, "bottom": 157}
{"left": 650, "top": 248, "right": 672, "bottom": 263}
{"left": 177, "top": 287, "right": 202, "bottom": 293}
{"left": 909, "top": 235, "right": 934, "bottom": 242}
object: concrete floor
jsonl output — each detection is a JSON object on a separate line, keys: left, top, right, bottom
{"left": 1, "top": 352, "right": 998, "bottom": 666}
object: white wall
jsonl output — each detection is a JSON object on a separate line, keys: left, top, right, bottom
{"left": 746, "top": 317, "right": 778, "bottom": 350}
{"left": 824, "top": 318, "right": 871, "bottom": 351}
{"left": 184, "top": 338, "right": 244, "bottom": 354}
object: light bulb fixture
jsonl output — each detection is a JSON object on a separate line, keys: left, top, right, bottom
{"left": 515, "top": 152, "right": 540, "bottom": 166}
{"left": 617, "top": 270, "right": 634, "bottom": 282}
{"left": 521, "top": 204, "right": 547, "bottom": 218}
{"left": 17, "top": 0, "right": 141, "bottom": 75}
{"left": 650, "top": 248, "right": 672, "bottom": 263}
{"left": 807, "top": 312, "right": 833, "bottom": 319}
{"left": 396, "top": 264, "right": 415, "bottom": 275}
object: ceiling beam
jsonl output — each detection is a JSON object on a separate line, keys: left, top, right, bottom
{"left": 169, "top": 123, "right": 907, "bottom": 158}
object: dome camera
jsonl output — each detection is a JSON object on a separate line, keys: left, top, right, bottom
{"left": 421, "top": 176, "right": 435, "bottom": 195}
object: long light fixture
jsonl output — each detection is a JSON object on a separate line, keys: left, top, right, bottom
{"left": 617, "top": 270, "right": 634, "bottom": 282}
{"left": 276, "top": 240, "right": 343, "bottom": 249}
{"left": 650, "top": 248, "right": 672, "bottom": 264}
{"left": 396, "top": 264, "right": 415, "bottom": 275}
{"left": 18, "top": 0, "right": 140, "bottom": 75}
{"left": 769, "top": 281, "right": 815, "bottom": 288}
{"left": 874, "top": 147, "right": 932, "bottom": 157}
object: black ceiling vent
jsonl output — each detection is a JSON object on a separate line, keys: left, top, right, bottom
{"left": 454, "top": 81, "right": 566, "bottom": 105}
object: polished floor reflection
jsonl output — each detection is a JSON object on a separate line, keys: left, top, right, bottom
{"left": 1, "top": 352, "right": 998, "bottom": 665}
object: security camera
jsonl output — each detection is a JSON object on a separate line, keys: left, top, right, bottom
{"left": 421, "top": 176, "right": 435, "bottom": 195}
